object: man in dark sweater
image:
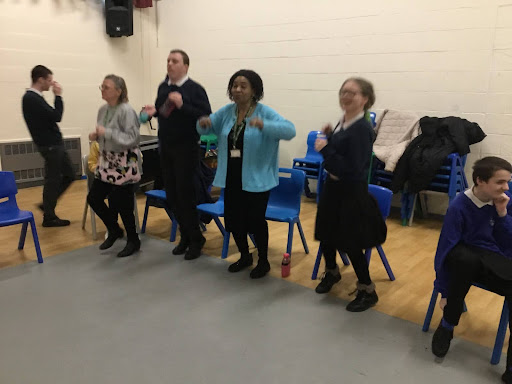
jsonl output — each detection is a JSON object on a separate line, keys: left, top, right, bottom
{"left": 144, "top": 50, "right": 212, "bottom": 260}
{"left": 431, "top": 156, "right": 512, "bottom": 383}
{"left": 22, "top": 65, "right": 74, "bottom": 227}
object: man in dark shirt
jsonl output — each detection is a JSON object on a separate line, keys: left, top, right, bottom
{"left": 144, "top": 50, "right": 212, "bottom": 260}
{"left": 22, "top": 65, "right": 74, "bottom": 227}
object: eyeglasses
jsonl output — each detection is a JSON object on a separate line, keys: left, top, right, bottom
{"left": 340, "top": 90, "right": 360, "bottom": 98}
{"left": 99, "top": 85, "right": 112, "bottom": 91}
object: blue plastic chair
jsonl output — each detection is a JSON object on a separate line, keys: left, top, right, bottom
{"left": 196, "top": 189, "right": 256, "bottom": 259}
{"left": 265, "top": 168, "right": 309, "bottom": 256}
{"left": 311, "top": 184, "right": 394, "bottom": 281}
{"left": 369, "top": 112, "right": 377, "bottom": 127}
{"left": 292, "top": 131, "right": 325, "bottom": 199}
{"left": 140, "top": 190, "right": 178, "bottom": 242}
{"left": 422, "top": 283, "right": 509, "bottom": 365}
{"left": 0, "top": 171, "right": 43, "bottom": 263}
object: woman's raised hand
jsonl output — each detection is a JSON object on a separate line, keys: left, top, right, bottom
{"left": 198, "top": 116, "right": 212, "bottom": 129}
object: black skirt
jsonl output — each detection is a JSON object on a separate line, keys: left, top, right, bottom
{"left": 315, "top": 178, "right": 387, "bottom": 251}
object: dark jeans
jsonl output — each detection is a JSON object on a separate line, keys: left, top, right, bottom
{"left": 444, "top": 243, "right": 512, "bottom": 367}
{"left": 39, "top": 144, "right": 75, "bottom": 220}
{"left": 321, "top": 241, "right": 372, "bottom": 285}
{"left": 87, "top": 178, "right": 138, "bottom": 240}
{"left": 159, "top": 141, "right": 203, "bottom": 246}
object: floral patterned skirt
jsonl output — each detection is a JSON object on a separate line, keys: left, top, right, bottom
{"left": 95, "top": 147, "right": 141, "bottom": 185}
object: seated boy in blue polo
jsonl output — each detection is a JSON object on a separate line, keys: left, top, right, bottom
{"left": 432, "top": 156, "right": 512, "bottom": 383}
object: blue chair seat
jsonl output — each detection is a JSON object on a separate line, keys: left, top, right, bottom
{"left": 0, "top": 209, "right": 35, "bottom": 227}
{"left": 265, "top": 207, "right": 298, "bottom": 222}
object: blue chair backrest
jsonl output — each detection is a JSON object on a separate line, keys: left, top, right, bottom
{"left": 0, "top": 171, "right": 18, "bottom": 199}
{"left": 268, "top": 168, "right": 306, "bottom": 213}
{"left": 368, "top": 184, "right": 392, "bottom": 220}
{"left": 508, "top": 180, "right": 511, "bottom": 191}
{"left": 305, "top": 131, "right": 323, "bottom": 160}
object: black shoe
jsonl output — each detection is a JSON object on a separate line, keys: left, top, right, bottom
{"left": 250, "top": 260, "right": 271, "bottom": 279}
{"left": 117, "top": 238, "right": 141, "bottom": 258}
{"left": 184, "top": 236, "right": 206, "bottom": 260}
{"left": 431, "top": 322, "right": 454, "bottom": 358}
{"left": 172, "top": 241, "right": 189, "bottom": 255}
{"left": 228, "top": 254, "right": 253, "bottom": 272}
{"left": 42, "top": 218, "right": 71, "bottom": 227}
{"left": 346, "top": 290, "right": 379, "bottom": 312}
{"left": 99, "top": 227, "right": 124, "bottom": 250}
{"left": 502, "top": 369, "right": 512, "bottom": 383}
{"left": 315, "top": 271, "right": 342, "bottom": 294}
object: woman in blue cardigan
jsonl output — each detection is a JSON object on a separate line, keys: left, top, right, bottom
{"left": 198, "top": 70, "right": 296, "bottom": 278}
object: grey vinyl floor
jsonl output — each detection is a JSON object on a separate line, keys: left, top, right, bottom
{"left": 0, "top": 236, "right": 506, "bottom": 383}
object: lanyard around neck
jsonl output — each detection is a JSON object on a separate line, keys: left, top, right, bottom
{"left": 232, "top": 104, "right": 254, "bottom": 148}
{"left": 103, "top": 105, "right": 118, "bottom": 126}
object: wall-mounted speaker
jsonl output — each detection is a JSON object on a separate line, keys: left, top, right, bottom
{"left": 105, "top": 0, "right": 133, "bottom": 37}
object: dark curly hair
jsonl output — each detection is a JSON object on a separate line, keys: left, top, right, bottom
{"left": 227, "top": 69, "right": 264, "bottom": 102}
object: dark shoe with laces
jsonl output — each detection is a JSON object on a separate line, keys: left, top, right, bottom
{"left": 502, "top": 369, "right": 512, "bottom": 383}
{"left": 346, "top": 290, "right": 378, "bottom": 312}
{"left": 315, "top": 271, "right": 341, "bottom": 294}
{"left": 99, "top": 227, "right": 124, "bottom": 250}
{"left": 117, "top": 237, "right": 141, "bottom": 258}
{"left": 250, "top": 260, "right": 271, "bottom": 279}
{"left": 42, "top": 217, "right": 71, "bottom": 227}
{"left": 431, "top": 322, "right": 454, "bottom": 358}
{"left": 228, "top": 254, "right": 253, "bottom": 272}
{"left": 184, "top": 236, "right": 206, "bottom": 260}
{"left": 172, "top": 241, "right": 189, "bottom": 255}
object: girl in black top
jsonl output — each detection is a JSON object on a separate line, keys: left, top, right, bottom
{"left": 314, "top": 77, "right": 387, "bottom": 312}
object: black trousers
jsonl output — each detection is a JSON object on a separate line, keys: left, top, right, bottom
{"left": 38, "top": 144, "right": 75, "bottom": 220}
{"left": 87, "top": 178, "right": 138, "bottom": 240}
{"left": 321, "top": 241, "right": 372, "bottom": 285}
{"left": 444, "top": 243, "right": 512, "bottom": 367}
{"left": 159, "top": 141, "right": 203, "bottom": 245}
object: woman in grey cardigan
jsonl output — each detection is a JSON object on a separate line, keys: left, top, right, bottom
{"left": 87, "top": 74, "right": 141, "bottom": 257}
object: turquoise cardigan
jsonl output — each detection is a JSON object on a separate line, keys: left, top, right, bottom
{"left": 197, "top": 103, "right": 296, "bottom": 192}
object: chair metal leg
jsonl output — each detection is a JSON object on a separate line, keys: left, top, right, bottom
{"left": 199, "top": 222, "right": 207, "bottom": 232}
{"left": 82, "top": 200, "right": 88, "bottom": 229}
{"left": 491, "top": 300, "right": 509, "bottom": 365}
{"left": 141, "top": 199, "right": 150, "bottom": 234}
{"left": 18, "top": 222, "right": 28, "bottom": 250}
{"left": 422, "top": 288, "right": 439, "bottom": 332}
{"left": 29, "top": 218, "right": 43, "bottom": 263}
{"left": 133, "top": 194, "right": 140, "bottom": 233}
{"left": 377, "top": 245, "right": 396, "bottom": 281}
{"left": 311, "top": 245, "right": 322, "bottom": 280}
{"left": 297, "top": 219, "right": 309, "bottom": 254}
{"left": 286, "top": 222, "right": 294, "bottom": 255}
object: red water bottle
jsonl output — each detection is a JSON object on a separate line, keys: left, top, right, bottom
{"left": 281, "top": 253, "right": 291, "bottom": 278}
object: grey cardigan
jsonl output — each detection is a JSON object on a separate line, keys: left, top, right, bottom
{"left": 96, "top": 102, "right": 140, "bottom": 153}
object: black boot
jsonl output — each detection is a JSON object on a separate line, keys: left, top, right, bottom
{"left": 99, "top": 226, "right": 124, "bottom": 250}
{"left": 184, "top": 236, "right": 206, "bottom": 260}
{"left": 502, "top": 369, "right": 512, "bottom": 383}
{"left": 250, "top": 259, "right": 270, "bottom": 279}
{"left": 431, "top": 322, "right": 454, "bottom": 358}
{"left": 117, "top": 237, "right": 141, "bottom": 258}
{"left": 346, "top": 282, "right": 378, "bottom": 312}
{"left": 172, "top": 240, "right": 189, "bottom": 255}
{"left": 315, "top": 268, "right": 341, "bottom": 294}
{"left": 228, "top": 253, "right": 253, "bottom": 272}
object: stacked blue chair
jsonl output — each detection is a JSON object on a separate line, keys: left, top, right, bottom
{"left": 371, "top": 153, "right": 468, "bottom": 225}
{"left": 422, "top": 283, "right": 509, "bottom": 365}
{"left": 140, "top": 190, "right": 178, "bottom": 242}
{"left": 292, "top": 131, "right": 325, "bottom": 199}
{"left": 0, "top": 171, "right": 43, "bottom": 263}
{"left": 311, "top": 184, "right": 395, "bottom": 281}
